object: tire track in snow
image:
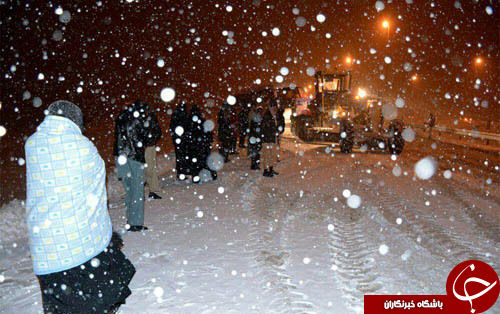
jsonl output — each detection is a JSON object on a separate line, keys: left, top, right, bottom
{"left": 363, "top": 178, "right": 497, "bottom": 271}
{"left": 436, "top": 177, "right": 500, "bottom": 244}
{"left": 348, "top": 154, "right": 498, "bottom": 271}
{"left": 241, "top": 178, "right": 317, "bottom": 313}
{"left": 320, "top": 193, "right": 383, "bottom": 313}
{"left": 398, "top": 144, "right": 499, "bottom": 245}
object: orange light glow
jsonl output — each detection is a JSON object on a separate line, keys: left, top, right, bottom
{"left": 346, "top": 57, "right": 352, "bottom": 64}
{"left": 475, "top": 57, "right": 483, "bottom": 65}
{"left": 382, "top": 20, "right": 389, "bottom": 29}
{"left": 411, "top": 75, "right": 418, "bottom": 81}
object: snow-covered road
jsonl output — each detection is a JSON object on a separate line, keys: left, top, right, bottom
{"left": 1, "top": 136, "right": 499, "bottom": 313}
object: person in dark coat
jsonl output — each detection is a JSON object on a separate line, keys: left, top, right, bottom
{"left": 247, "top": 105, "right": 263, "bottom": 170}
{"left": 169, "top": 103, "right": 192, "bottom": 179}
{"left": 189, "top": 105, "right": 217, "bottom": 182}
{"left": 426, "top": 113, "right": 436, "bottom": 139}
{"left": 238, "top": 106, "right": 249, "bottom": 148}
{"left": 229, "top": 107, "right": 239, "bottom": 154}
{"left": 114, "top": 100, "right": 149, "bottom": 231}
{"left": 144, "top": 104, "right": 163, "bottom": 199}
{"left": 276, "top": 105, "right": 286, "bottom": 161}
{"left": 217, "top": 103, "right": 233, "bottom": 163}
{"left": 261, "top": 103, "right": 279, "bottom": 177}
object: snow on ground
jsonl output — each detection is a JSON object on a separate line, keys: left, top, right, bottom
{"left": 1, "top": 137, "right": 499, "bottom": 313}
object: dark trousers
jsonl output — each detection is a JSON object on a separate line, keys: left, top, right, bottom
{"left": 116, "top": 158, "right": 144, "bottom": 227}
{"left": 239, "top": 132, "right": 246, "bottom": 147}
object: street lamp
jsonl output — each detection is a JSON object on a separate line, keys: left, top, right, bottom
{"left": 345, "top": 56, "right": 352, "bottom": 64}
{"left": 382, "top": 20, "right": 390, "bottom": 41}
{"left": 475, "top": 57, "right": 483, "bottom": 65}
{"left": 411, "top": 74, "right": 418, "bottom": 81}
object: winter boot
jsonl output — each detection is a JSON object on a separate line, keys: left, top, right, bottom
{"left": 270, "top": 167, "right": 279, "bottom": 175}
{"left": 149, "top": 192, "right": 162, "bottom": 200}
{"left": 128, "top": 225, "right": 148, "bottom": 232}
{"left": 211, "top": 171, "right": 218, "bottom": 180}
{"left": 263, "top": 168, "right": 274, "bottom": 177}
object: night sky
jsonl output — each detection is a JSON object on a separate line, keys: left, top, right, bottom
{"left": 0, "top": 0, "right": 498, "bottom": 202}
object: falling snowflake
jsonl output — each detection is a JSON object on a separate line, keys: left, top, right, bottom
{"left": 0, "top": 126, "right": 7, "bottom": 137}
{"left": 414, "top": 157, "right": 437, "bottom": 180}
{"left": 175, "top": 126, "right": 184, "bottom": 136}
{"left": 316, "top": 13, "right": 326, "bottom": 23}
{"left": 227, "top": 95, "right": 236, "bottom": 105}
{"left": 378, "top": 244, "right": 389, "bottom": 255}
{"left": 347, "top": 195, "right": 362, "bottom": 209}
{"left": 160, "top": 88, "right": 175, "bottom": 102}
{"left": 375, "top": 1, "right": 385, "bottom": 12}
{"left": 153, "top": 287, "right": 164, "bottom": 297}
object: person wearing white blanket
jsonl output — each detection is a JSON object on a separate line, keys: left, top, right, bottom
{"left": 25, "top": 100, "right": 135, "bottom": 314}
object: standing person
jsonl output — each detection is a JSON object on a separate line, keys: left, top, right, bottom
{"left": 26, "top": 100, "right": 135, "bottom": 313}
{"left": 247, "top": 105, "right": 263, "bottom": 170}
{"left": 114, "top": 100, "right": 149, "bottom": 231}
{"left": 238, "top": 105, "right": 249, "bottom": 148}
{"left": 144, "top": 104, "right": 163, "bottom": 199}
{"left": 188, "top": 104, "right": 204, "bottom": 183}
{"left": 189, "top": 105, "right": 217, "bottom": 182}
{"left": 426, "top": 113, "right": 436, "bottom": 139}
{"left": 229, "top": 106, "right": 239, "bottom": 154}
{"left": 169, "top": 103, "right": 191, "bottom": 180}
{"left": 276, "top": 104, "right": 286, "bottom": 162}
{"left": 203, "top": 119, "right": 218, "bottom": 180}
{"left": 261, "top": 102, "right": 280, "bottom": 177}
{"left": 217, "top": 103, "right": 233, "bottom": 163}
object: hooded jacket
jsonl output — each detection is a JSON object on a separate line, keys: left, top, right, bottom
{"left": 25, "top": 115, "right": 112, "bottom": 275}
{"left": 113, "top": 101, "right": 149, "bottom": 163}
{"left": 217, "top": 104, "right": 233, "bottom": 143}
{"left": 261, "top": 109, "right": 278, "bottom": 143}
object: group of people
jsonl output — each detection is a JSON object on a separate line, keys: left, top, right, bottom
{"left": 23, "top": 97, "right": 286, "bottom": 313}
{"left": 217, "top": 99, "right": 286, "bottom": 177}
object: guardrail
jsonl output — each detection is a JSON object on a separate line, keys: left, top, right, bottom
{"left": 434, "top": 126, "right": 500, "bottom": 142}
{"left": 409, "top": 124, "right": 500, "bottom": 142}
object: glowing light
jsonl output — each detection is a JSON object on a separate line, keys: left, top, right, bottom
{"left": 358, "top": 88, "right": 367, "bottom": 98}
{"left": 411, "top": 75, "right": 418, "bottom": 81}
{"left": 346, "top": 56, "right": 352, "bottom": 64}
{"left": 475, "top": 57, "right": 483, "bottom": 65}
{"left": 382, "top": 20, "right": 389, "bottom": 29}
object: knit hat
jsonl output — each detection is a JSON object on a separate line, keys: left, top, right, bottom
{"left": 48, "top": 100, "right": 84, "bottom": 130}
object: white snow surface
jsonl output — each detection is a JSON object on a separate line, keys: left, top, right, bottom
{"left": 1, "top": 138, "right": 499, "bottom": 313}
